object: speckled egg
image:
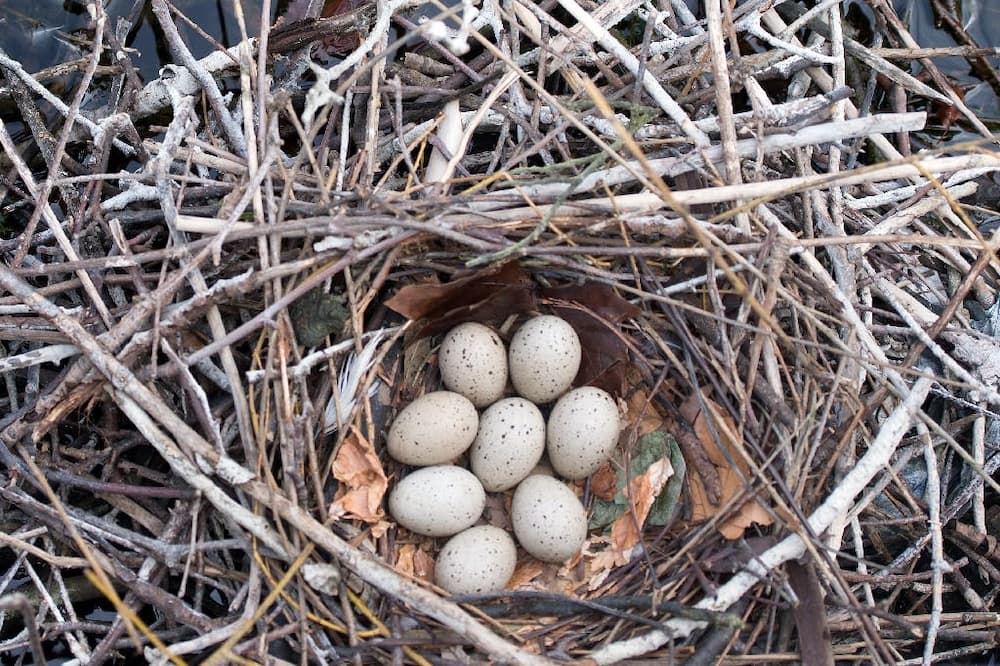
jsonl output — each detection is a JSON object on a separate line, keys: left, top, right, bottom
{"left": 546, "top": 387, "right": 621, "bottom": 480}
{"left": 435, "top": 526, "right": 517, "bottom": 595}
{"left": 511, "top": 475, "right": 587, "bottom": 563}
{"left": 387, "top": 391, "right": 478, "bottom": 466}
{"left": 389, "top": 466, "right": 486, "bottom": 537}
{"left": 438, "top": 322, "right": 508, "bottom": 408}
{"left": 470, "top": 398, "right": 546, "bottom": 492}
{"left": 508, "top": 315, "right": 581, "bottom": 404}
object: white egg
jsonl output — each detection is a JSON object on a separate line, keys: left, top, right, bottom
{"left": 508, "top": 315, "right": 581, "bottom": 404}
{"left": 435, "top": 526, "right": 517, "bottom": 595}
{"left": 470, "top": 398, "right": 546, "bottom": 492}
{"left": 547, "top": 387, "right": 620, "bottom": 480}
{"left": 511, "top": 475, "right": 587, "bottom": 563}
{"left": 438, "top": 322, "right": 508, "bottom": 408}
{"left": 387, "top": 391, "right": 478, "bottom": 466}
{"left": 389, "top": 466, "right": 486, "bottom": 537}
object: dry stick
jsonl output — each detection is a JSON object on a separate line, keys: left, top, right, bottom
{"left": 301, "top": 0, "right": 422, "bottom": 130}
{"left": 920, "top": 425, "right": 947, "bottom": 666}
{"left": 150, "top": 0, "right": 247, "bottom": 158}
{"left": 87, "top": 505, "right": 191, "bottom": 665}
{"left": 972, "top": 406, "right": 988, "bottom": 533}
{"left": 872, "top": 275, "right": 1000, "bottom": 408}
{"left": 590, "top": 375, "right": 934, "bottom": 664}
{"left": 186, "top": 231, "right": 417, "bottom": 365}
{"left": 873, "top": 46, "right": 1000, "bottom": 59}
{"left": 705, "top": 0, "right": 749, "bottom": 234}
{"left": 0, "top": 265, "right": 288, "bottom": 560}
{"left": 1, "top": 252, "right": 243, "bottom": 447}
{"left": 475, "top": 112, "right": 927, "bottom": 202}
{"left": 553, "top": 0, "right": 709, "bottom": 147}
{"left": 0, "top": 92, "right": 114, "bottom": 332}
{"left": 0, "top": 48, "right": 134, "bottom": 156}
{"left": 830, "top": 205, "right": 1000, "bottom": 493}
{"left": 466, "top": 153, "right": 1000, "bottom": 217}
{"left": 146, "top": 563, "right": 263, "bottom": 662}
{"left": 374, "top": 87, "right": 853, "bottom": 167}
{"left": 821, "top": 0, "right": 865, "bottom": 559}
{"left": 872, "top": 0, "right": 995, "bottom": 141}
{"left": 0, "top": 593, "right": 46, "bottom": 666}
{"left": 154, "top": 88, "right": 275, "bottom": 462}
{"left": 242, "top": 486, "right": 556, "bottom": 666}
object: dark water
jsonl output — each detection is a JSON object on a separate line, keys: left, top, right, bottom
{"left": 0, "top": 0, "right": 272, "bottom": 82}
{"left": 894, "top": 0, "right": 1000, "bottom": 118}
{"left": 0, "top": 1, "right": 996, "bottom": 123}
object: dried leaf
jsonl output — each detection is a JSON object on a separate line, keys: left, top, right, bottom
{"left": 507, "top": 558, "right": 544, "bottom": 589}
{"left": 395, "top": 544, "right": 435, "bottom": 582}
{"left": 679, "top": 391, "right": 773, "bottom": 539}
{"left": 395, "top": 544, "right": 417, "bottom": 576}
{"left": 648, "top": 436, "right": 685, "bottom": 527}
{"left": 413, "top": 547, "right": 436, "bottom": 581}
{"left": 589, "top": 465, "right": 618, "bottom": 501}
{"left": 385, "top": 262, "right": 536, "bottom": 337}
{"left": 542, "top": 282, "right": 641, "bottom": 324}
{"left": 627, "top": 388, "right": 664, "bottom": 437}
{"left": 483, "top": 494, "right": 513, "bottom": 531}
{"left": 589, "top": 431, "right": 678, "bottom": 530}
{"left": 588, "top": 432, "right": 677, "bottom": 566}
{"left": 545, "top": 284, "right": 640, "bottom": 395}
{"left": 330, "top": 428, "right": 387, "bottom": 523}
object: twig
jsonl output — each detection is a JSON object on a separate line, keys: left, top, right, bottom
{"left": 150, "top": 0, "right": 247, "bottom": 157}
{"left": 553, "top": 0, "right": 709, "bottom": 147}
{"left": 590, "top": 375, "right": 933, "bottom": 664}
{"left": 920, "top": 425, "right": 948, "bottom": 665}
{"left": 0, "top": 593, "right": 47, "bottom": 666}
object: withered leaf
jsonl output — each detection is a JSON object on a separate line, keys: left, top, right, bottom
{"left": 545, "top": 284, "right": 640, "bottom": 395}
{"left": 385, "top": 261, "right": 536, "bottom": 338}
{"left": 679, "top": 391, "right": 773, "bottom": 540}
{"left": 330, "top": 428, "right": 388, "bottom": 523}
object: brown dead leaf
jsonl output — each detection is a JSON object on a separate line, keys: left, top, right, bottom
{"left": 413, "top": 547, "right": 436, "bottom": 581}
{"left": 545, "top": 284, "right": 640, "bottom": 396}
{"left": 507, "top": 558, "right": 544, "bottom": 589}
{"left": 483, "top": 492, "right": 512, "bottom": 531}
{"left": 589, "top": 465, "right": 618, "bottom": 501}
{"left": 330, "top": 427, "right": 387, "bottom": 523}
{"left": 385, "top": 262, "right": 536, "bottom": 338}
{"left": 395, "top": 543, "right": 435, "bottom": 583}
{"left": 395, "top": 543, "right": 417, "bottom": 576}
{"left": 679, "top": 391, "right": 773, "bottom": 540}
{"left": 717, "top": 468, "right": 775, "bottom": 540}
{"left": 627, "top": 388, "right": 665, "bottom": 436}
{"left": 583, "top": 535, "right": 625, "bottom": 584}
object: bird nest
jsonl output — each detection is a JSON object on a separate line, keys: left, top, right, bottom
{"left": 0, "top": 0, "right": 999, "bottom": 663}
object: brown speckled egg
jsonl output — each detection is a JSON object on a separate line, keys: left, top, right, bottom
{"left": 438, "top": 322, "right": 508, "bottom": 408}
{"left": 435, "top": 526, "right": 517, "bottom": 595}
{"left": 546, "top": 387, "right": 620, "bottom": 480}
{"left": 511, "top": 475, "right": 587, "bottom": 563}
{"left": 470, "top": 398, "right": 546, "bottom": 492}
{"left": 387, "top": 391, "right": 478, "bottom": 466}
{"left": 508, "top": 315, "right": 581, "bottom": 404}
{"left": 389, "top": 466, "right": 486, "bottom": 537}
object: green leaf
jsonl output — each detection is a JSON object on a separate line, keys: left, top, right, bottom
{"left": 589, "top": 498, "right": 625, "bottom": 530}
{"left": 647, "top": 436, "right": 685, "bottom": 526}
{"left": 587, "top": 431, "right": 683, "bottom": 531}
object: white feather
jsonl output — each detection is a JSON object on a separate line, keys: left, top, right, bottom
{"left": 324, "top": 330, "right": 386, "bottom": 433}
